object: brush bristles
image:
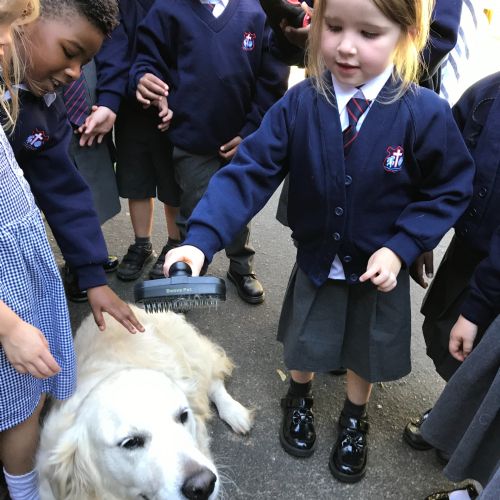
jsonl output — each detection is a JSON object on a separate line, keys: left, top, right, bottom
{"left": 143, "top": 296, "right": 222, "bottom": 313}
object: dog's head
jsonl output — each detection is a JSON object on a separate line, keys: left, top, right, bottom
{"left": 39, "top": 368, "right": 219, "bottom": 500}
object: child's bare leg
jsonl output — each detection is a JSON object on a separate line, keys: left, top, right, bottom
{"left": 163, "top": 203, "right": 180, "bottom": 241}
{"left": 0, "top": 394, "right": 46, "bottom": 474}
{"left": 346, "top": 369, "right": 372, "bottom": 405}
{"left": 129, "top": 198, "right": 154, "bottom": 238}
{"left": 280, "top": 370, "right": 316, "bottom": 457}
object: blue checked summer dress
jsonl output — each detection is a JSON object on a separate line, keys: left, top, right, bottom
{"left": 0, "top": 125, "right": 76, "bottom": 432}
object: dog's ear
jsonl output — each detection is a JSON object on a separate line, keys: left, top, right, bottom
{"left": 44, "top": 420, "right": 102, "bottom": 499}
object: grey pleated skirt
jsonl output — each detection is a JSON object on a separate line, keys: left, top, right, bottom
{"left": 277, "top": 264, "right": 411, "bottom": 382}
{"left": 421, "top": 316, "right": 500, "bottom": 487}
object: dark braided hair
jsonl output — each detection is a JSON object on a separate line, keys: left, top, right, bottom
{"left": 40, "top": 0, "right": 119, "bottom": 36}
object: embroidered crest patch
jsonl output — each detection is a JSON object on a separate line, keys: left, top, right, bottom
{"left": 24, "top": 129, "right": 49, "bottom": 150}
{"left": 383, "top": 146, "right": 404, "bottom": 173}
{"left": 242, "top": 32, "right": 256, "bottom": 51}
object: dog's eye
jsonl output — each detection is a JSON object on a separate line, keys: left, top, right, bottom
{"left": 119, "top": 436, "right": 145, "bottom": 449}
{"left": 178, "top": 409, "right": 189, "bottom": 425}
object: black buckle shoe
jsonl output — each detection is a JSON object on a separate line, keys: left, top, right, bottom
{"left": 226, "top": 270, "right": 265, "bottom": 304}
{"left": 117, "top": 244, "right": 154, "bottom": 281}
{"left": 330, "top": 367, "right": 347, "bottom": 376}
{"left": 103, "top": 255, "right": 119, "bottom": 273}
{"left": 424, "top": 483, "right": 479, "bottom": 500}
{"left": 63, "top": 265, "right": 88, "bottom": 303}
{"left": 279, "top": 395, "right": 316, "bottom": 457}
{"left": 329, "top": 413, "right": 369, "bottom": 483}
{"left": 149, "top": 241, "right": 180, "bottom": 280}
{"left": 403, "top": 408, "right": 433, "bottom": 450}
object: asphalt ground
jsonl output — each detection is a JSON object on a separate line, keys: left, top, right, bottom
{"left": 38, "top": 188, "right": 462, "bottom": 500}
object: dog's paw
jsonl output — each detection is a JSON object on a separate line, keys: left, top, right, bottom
{"left": 218, "top": 400, "right": 254, "bottom": 435}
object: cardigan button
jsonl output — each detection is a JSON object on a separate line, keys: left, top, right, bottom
{"left": 345, "top": 175, "right": 353, "bottom": 186}
{"left": 333, "top": 232, "right": 341, "bottom": 241}
{"left": 343, "top": 255, "right": 352, "bottom": 263}
{"left": 468, "top": 208, "right": 477, "bottom": 217}
{"left": 334, "top": 207, "right": 344, "bottom": 216}
{"left": 349, "top": 273, "right": 358, "bottom": 282}
{"left": 478, "top": 187, "right": 488, "bottom": 198}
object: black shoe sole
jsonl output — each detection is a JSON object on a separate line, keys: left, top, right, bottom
{"left": 402, "top": 428, "right": 434, "bottom": 451}
{"left": 328, "top": 458, "right": 366, "bottom": 483}
{"left": 279, "top": 425, "right": 316, "bottom": 458}
{"left": 116, "top": 253, "right": 155, "bottom": 281}
{"left": 226, "top": 271, "right": 265, "bottom": 305}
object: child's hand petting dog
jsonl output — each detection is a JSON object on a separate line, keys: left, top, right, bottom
{"left": 359, "top": 247, "right": 402, "bottom": 292}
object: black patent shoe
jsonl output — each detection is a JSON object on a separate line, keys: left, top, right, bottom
{"left": 103, "top": 255, "right": 119, "bottom": 273}
{"left": 279, "top": 395, "right": 316, "bottom": 457}
{"left": 424, "top": 483, "right": 479, "bottom": 500}
{"left": 63, "top": 265, "right": 88, "bottom": 303}
{"left": 403, "top": 408, "right": 433, "bottom": 450}
{"left": 330, "top": 367, "right": 347, "bottom": 376}
{"left": 227, "top": 270, "right": 265, "bottom": 304}
{"left": 329, "top": 413, "right": 369, "bottom": 483}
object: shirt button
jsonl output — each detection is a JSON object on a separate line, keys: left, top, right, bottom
{"left": 478, "top": 187, "right": 488, "bottom": 198}
{"left": 343, "top": 255, "right": 352, "bottom": 263}
{"left": 350, "top": 273, "right": 358, "bottom": 282}
{"left": 333, "top": 232, "right": 341, "bottom": 241}
{"left": 334, "top": 207, "right": 344, "bottom": 216}
{"left": 345, "top": 175, "right": 352, "bottom": 186}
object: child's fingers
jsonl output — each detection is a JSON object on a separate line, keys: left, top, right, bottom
{"left": 91, "top": 308, "right": 106, "bottom": 332}
{"left": 136, "top": 89, "right": 150, "bottom": 106}
{"left": 449, "top": 336, "right": 464, "bottom": 362}
{"left": 359, "top": 265, "right": 379, "bottom": 282}
{"left": 39, "top": 351, "right": 61, "bottom": 376}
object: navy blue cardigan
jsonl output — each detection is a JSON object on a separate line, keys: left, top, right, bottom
{"left": 184, "top": 76, "right": 475, "bottom": 287}
{"left": 130, "top": 0, "right": 289, "bottom": 154}
{"left": 452, "top": 72, "right": 500, "bottom": 327}
{"left": 9, "top": 90, "right": 108, "bottom": 290}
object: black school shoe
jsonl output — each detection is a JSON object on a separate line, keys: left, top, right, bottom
{"left": 117, "top": 243, "right": 154, "bottom": 281}
{"left": 149, "top": 241, "right": 180, "bottom": 280}
{"left": 226, "top": 269, "right": 265, "bottom": 304}
{"left": 424, "top": 483, "right": 479, "bottom": 500}
{"left": 62, "top": 265, "right": 88, "bottom": 303}
{"left": 280, "top": 395, "right": 316, "bottom": 457}
{"left": 403, "top": 408, "right": 433, "bottom": 450}
{"left": 329, "top": 412, "right": 369, "bottom": 483}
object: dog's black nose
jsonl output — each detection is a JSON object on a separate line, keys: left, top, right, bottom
{"left": 181, "top": 466, "right": 217, "bottom": 500}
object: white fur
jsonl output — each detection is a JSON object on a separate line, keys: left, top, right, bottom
{"left": 37, "top": 306, "right": 253, "bottom": 500}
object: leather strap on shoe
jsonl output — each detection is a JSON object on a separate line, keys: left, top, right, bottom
{"left": 339, "top": 413, "right": 369, "bottom": 434}
{"left": 281, "top": 396, "right": 313, "bottom": 409}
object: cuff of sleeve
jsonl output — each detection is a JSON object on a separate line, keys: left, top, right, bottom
{"left": 461, "top": 295, "right": 496, "bottom": 329}
{"left": 96, "top": 93, "right": 122, "bottom": 114}
{"left": 75, "top": 264, "right": 107, "bottom": 291}
{"left": 383, "top": 232, "right": 423, "bottom": 268}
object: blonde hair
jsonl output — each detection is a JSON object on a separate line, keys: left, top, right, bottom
{"left": 0, "top": 0, "right": 39, "bottom": 130}
{"left": 307, "top": 0, "right": 434, "bottom": 102}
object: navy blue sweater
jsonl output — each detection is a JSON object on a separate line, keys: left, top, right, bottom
{"left": 9, "top": 90, "right": 108, "bottom": 290}
{"left": 131, "top": 0, "right": 289, "bottom": 154}
{"left": 94, "top": 0, "right": 155, "bottom": 112}
{"left": 451, "top": 72, "right": 500, "bottom": 327}
{"left": 184, "top": 75, "right": 474, "bottom": 287}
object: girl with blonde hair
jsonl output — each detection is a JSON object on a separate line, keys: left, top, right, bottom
{"left": 164, "top": 0, "right": 475, "bottom": 482}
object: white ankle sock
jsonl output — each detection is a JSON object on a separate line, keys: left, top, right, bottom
{"left": 449, "top": 489, "right": 472, "bottom": 500}
{"left": 3, "top": 468, "right": 39, "bottom": 500}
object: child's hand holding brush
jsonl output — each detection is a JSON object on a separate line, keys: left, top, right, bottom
{"left": 163, "top": 245, "right": 205, "bottom": 277}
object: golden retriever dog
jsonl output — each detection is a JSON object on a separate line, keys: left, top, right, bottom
{"left": 37, "top": 306, "right": 253, "bottom": 500}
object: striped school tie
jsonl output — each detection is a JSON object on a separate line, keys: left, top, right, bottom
{"left": 62, "top": 75, "right": 90, "bottom": 127}
{"left": 343, "top": 90, "right": 371, "bottom": 156}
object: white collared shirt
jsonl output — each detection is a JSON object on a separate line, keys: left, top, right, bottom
{"left": 200, "top": 0, "right": 229, "bottom": 18}
{"left": 328, "top": 65, "right": 394, "bottom": 280}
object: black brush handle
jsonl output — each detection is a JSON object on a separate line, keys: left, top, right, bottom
{"left": 170, "top": 261, "right": 193, "bottom": 277}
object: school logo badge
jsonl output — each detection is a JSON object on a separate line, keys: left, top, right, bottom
{"left": 24, "top": 129, "right": 49, "bottom": 150}
{"left": 383, "top": 146, "right": 404, "bottom": 173}
{"left": 242, "top": 32, "right": 256, "bottom": 51}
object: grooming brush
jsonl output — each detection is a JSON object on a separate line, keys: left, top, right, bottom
{"left": 259, "top": 0, "right": 311, "bottom": 30}
{"left": 134, "top": 261, "right": 226, "bottom": 313}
